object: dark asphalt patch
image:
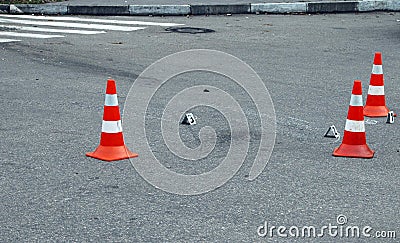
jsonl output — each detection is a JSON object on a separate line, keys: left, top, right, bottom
{"left": 165, "top": 27, "right": 215, "bottom": 34}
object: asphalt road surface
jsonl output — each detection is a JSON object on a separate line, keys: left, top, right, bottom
{"left": 1, "top": 12, "right": 399, "bottom": 242}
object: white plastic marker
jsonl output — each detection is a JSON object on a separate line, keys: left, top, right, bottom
{"left": 324, "top": 125, "right": 340, "bottom": 139}
{"left": 386, "top": 111, "right": 395, "bottom": 124}
{"left": 0, "top": 18, "right": 146, "bottom": 32}
{"left": 0, "top": 14, "right": 184, "bottom": 27}
{"left": 0, "top": 25, "right": 106, "bottom": 35}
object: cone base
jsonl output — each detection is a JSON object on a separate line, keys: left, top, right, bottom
{"left": 364, "top": 105, "right": 390, "bottom": 117}
{"left": 333, "top": 144, "right": 374, "bottom": 159}
{"left": 86, "top": 145, "right": 138, "bottom": 162}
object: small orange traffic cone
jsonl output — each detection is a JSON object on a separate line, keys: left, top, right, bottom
{"left": 364, "top": 52, "right": 391, "bottom": 117}
{"left": 86, "top": 79, "right": 138, "bottom": 161}
{"left": 333, "top": 80, "right": 374, "bottom": 158}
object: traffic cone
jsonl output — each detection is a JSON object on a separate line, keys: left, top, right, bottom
{"left": 333, "top": 80, "right": 374, "bottom": 158}
{"left": 86, "top": 79, "right": 138, "bottom": 161}
{"left": 364, "top": 52, "right": 391, "bottom": 117}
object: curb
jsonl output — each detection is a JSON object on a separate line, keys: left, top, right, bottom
{"left": 251, "top": 3, "right": 306, "bottom": 13}
{"left": 129, "top": 5, "right": 190, "bottom": 15}
{"left": 0, "top": 1, "right": 399, "bottom": 16}
{"left": 191, "top": 4, "right": 250, "bottom": 15}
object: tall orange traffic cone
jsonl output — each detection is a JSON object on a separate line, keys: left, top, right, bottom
{"left": 86, "top": 79, "right": 138, "bottom": 161}
{"left": 333, "top": 80, "right": 374, "bottom": 158}
{"left": 364, "top": 52, "right": 391, "bottom": 117}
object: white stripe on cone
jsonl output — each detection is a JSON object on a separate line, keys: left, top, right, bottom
{"left": 367, "top": 85, "right": 385, "bottom": 95}
{"left": 102, "top": 120, "right": 122, "bottom": 133}
{"left": 350, "top": 95, "right": 363, "bottom": 106}
{"left": 345, "top": 120, "right": 365, "bottom": 132}
{"left": 105, "top": 94, "right": 118, "bottom": 106}
{"left": 372, "top": 64, "right": 383, "bottom": 74}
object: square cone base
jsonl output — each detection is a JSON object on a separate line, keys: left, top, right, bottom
{"left": 86, "top": 145, "right": 138, "bottom": 162}
{"left": 364, "top": 105, "right": 393, "bottom": 117}
{"left": 333, "top": 144, "right": 374, "bottom": 159}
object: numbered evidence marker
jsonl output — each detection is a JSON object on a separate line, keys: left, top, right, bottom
{"left": 182, "top": 113, "right": 196, "bottom": 125}
{"left": 386, "top": 111, "right": 395, "bottom": 124}
{"left": 324, "top": 125, "right": 340, "bottom": 138}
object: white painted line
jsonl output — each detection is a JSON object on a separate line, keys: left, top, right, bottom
{"left": 102, "top": 120, "right": 122, "bottom": 133}
{"left": 0, "top": 18, "right": 146, "bottom": 32}
{"left": 0, "top": 25, "right": 106, "bottom": 35}
{"left": 345, "top": 119, "right": 365, "bottom": 133}
{"left": 104, "top": 94, "right": 118, "bottom": 106}
{"left": 350, "top": 94, "right": 363, "bottom": 107}
{"left": 0, "top": 32, "right": 64, "bottom": 39}
{"left": 0, "top": 14, "right": 183, "bottom": 27}
{"left": 0, "top": 38, "right": 21, "bottom": 43}
{"left": 368, "top": 85, "right": 385, "bottom": 95}
{"left": 372, "top": 64, "right": 383, "bottom": 74}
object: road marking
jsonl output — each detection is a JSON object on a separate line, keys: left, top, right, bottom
{"left": 0, "top": 38, "right": 21, "bottom": 43}
{"left": 0, "top": 14, "right": 184, "bottom": 27}
{"left": 0, "top": 25, "right": 106, "bottom": 35}
{"left": 0, "top": 18, "right": 147, "bottom": 32}
{"left": 0, "top": 15, "right": 183, "bottom": 44}
{"left": 0, "top": 32, "right": 64, "bottom": 39}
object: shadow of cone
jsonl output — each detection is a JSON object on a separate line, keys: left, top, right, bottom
{"left": 86, "top": 79, "right": 138, "bottom": 161}
{"left": 333, "top": 80, "right": 374, "bottom": 159}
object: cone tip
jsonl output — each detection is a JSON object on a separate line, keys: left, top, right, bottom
{"left": 106, "top": 79, "right": 117, "bottom": 94}
{"left": 352, "top": 80, "right": 362, "bottom": 95}
{"left": 373, "top": 52, "right": 382, "bottom": 65}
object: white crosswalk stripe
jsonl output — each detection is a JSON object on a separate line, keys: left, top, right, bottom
{"left": 0, "top": 25, "right": 106, "bottom": 35}
{"left": 0, "top": 38, "right": 20, "bottom": 43}
{"left": 0, "top": 14, "right": 183, "bottom": 43}
{"left": 0, "top": 18, "right": 147, "bottom": 32}
{"left": 0, "top": 14, "right": 184, "bottom": 27}
{"left": 0, "top": 31, "right": 64, "bottom": 38}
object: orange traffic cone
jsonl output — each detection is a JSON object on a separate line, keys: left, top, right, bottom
{"left": 364, "top": 52, "right": 391, "bottom": 117}
{"left": 86, "top": 79, "right": 138, "bottom": 161}
{"left": 333, "top": 80, "right": 374, "bottom": 158}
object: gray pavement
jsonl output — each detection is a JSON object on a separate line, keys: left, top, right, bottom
{"left": 0, "top": 12, "right": 399, "bottom": 242}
